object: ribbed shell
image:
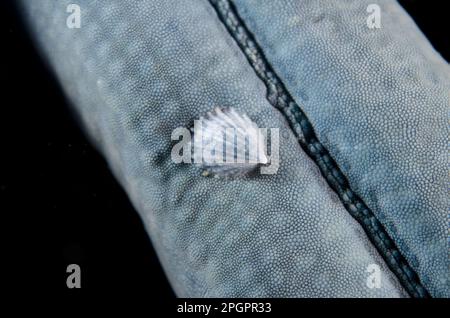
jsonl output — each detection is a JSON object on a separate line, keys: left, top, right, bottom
{"left": 192, "top": 107, "right": 268, "bottom": 177}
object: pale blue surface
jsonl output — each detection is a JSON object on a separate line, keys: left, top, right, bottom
{"left": 233, "top": 0, "right": 449, "bottom": 297}
{"left": 19, "top": 0, "right": 448, "bottom": 297}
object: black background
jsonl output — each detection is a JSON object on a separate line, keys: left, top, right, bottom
{"left": 1, "top": 0, "right": 448, "bottom": 299}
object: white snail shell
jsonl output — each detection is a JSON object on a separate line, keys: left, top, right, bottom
{"left": 192, "top": 107, "right": 269, "bottom": 177}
